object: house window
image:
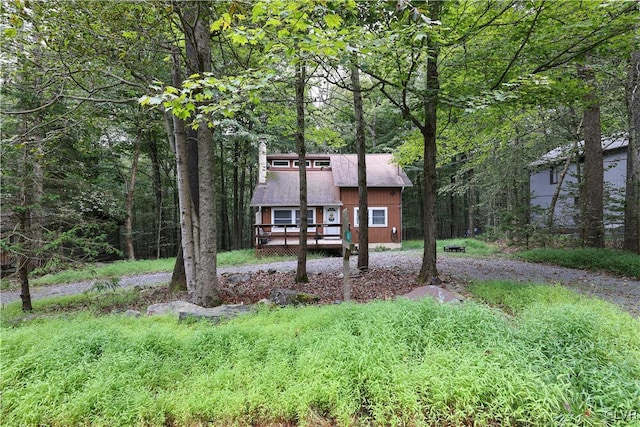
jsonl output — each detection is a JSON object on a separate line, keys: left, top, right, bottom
{"left": 271, "top": 160, "right": 290, "bottom": 168}
{"left": 314, "top": 160, "right": 330, "bottom": 168}
{"left": 550, "top": 168, "right": 559, "bottom": 185}
{"left": 293, "top": 160, "right": 311, "bottom": 168}
{"left": 272, "top": 208, "right": 315, "bottom": 226}
{"left": 273, "top": 209, "right": 293, "bottom": 225}
{"left": 295, "top": 209, "right": 315, "bottom": 225}
{"left": 354, "top": 207, "right": 388, "bottom": 227}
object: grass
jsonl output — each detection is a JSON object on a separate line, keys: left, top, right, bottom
{"left": 516, "top": 247, "right": 640, "bottom": 279}
{"left": 404, "top": 238, "right": 501, "bottom": 256}
{"left": 2, "top": 282, "right": 638, "bottom": 427}
{"left": 11, "top": 249, "right": 296, "bottom": 288}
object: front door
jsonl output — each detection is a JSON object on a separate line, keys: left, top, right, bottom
{"left": 323, "top": 206, "right": 340, "bottom": 238}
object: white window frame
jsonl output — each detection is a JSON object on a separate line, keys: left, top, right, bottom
{"left": 354, "top": 207, "right": 388, "bottom": 227}
{"left": 272, "top": 208, "right": 315, "bottom": 230}
{"left": 314, "top": 160, "right": 331, "bottom": 168}
{"left": 271, "top": 160, "right": 290, "bottom": 168}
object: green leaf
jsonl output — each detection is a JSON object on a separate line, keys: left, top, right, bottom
{"left": 324, "top": 14, "right": 342, "bottom": 29}
{"left": 251, "top": 2, "right": 267, "bottom": 22}
{"left": 231, "top": 32, "right": 249, "bottom": 45}
{"left": 3, "top": 27, "right": 18, "bottom": 38}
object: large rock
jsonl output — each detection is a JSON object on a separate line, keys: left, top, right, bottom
{"left": 269, "top": 288, "right": 320, "bottom": 306}
{"left": 402, "top": 285, "right": 463, "bottom": 304}
{"left": 146, "top": 300, "right": 254, "bottom": 322}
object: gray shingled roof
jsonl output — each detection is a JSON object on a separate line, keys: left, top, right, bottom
{"left": 251, "top": 170, "right": 341, "bottom": 207}
{"left": 530, "top": 133, "right": 629, "bottom": 167}
{"left": 250, "top": 153, "right": 412, "bottom": 207}
{"left": 330, "top": 154, "right": 413, "bottom": 187}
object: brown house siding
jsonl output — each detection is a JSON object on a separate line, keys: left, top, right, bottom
{"left": 340, "top": 187, "right": 403, "bottom": 244}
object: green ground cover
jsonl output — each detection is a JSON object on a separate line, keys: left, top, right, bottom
{"left": 21, "top": 250, "right": 295, "bottom": 287}
{"left": 516, "top": 247, "right": 640, "bottom": 279}
{"left": 2, "top": 282, "right": 638, "bottom": 427}
{"left": 405, "top": 238, "right": 500, "bottom": 256}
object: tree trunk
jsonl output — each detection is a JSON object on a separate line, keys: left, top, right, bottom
{"left": 625, "top": 51, "right": 640, "bottom": 253}
{"left": 170, "top": 46, "right": 198, "bottom": 294}
{"left": 238, "top": 141, "right": 248, "bottom": 248}
{"left": 218, "top": 138, "right": 229, "bottom": 250}
{"left": 418, "top": 0, "right": 441, "bottom": 282}
{"left": 547, "top": 137, "right": 579, "bottom": 229}
{"left": 180, "top": 1, "right": 220, "bottom": 306}
{"left": 351, "top": 62, "right": 369, "bottom": 271}
{"left": 164, "top": 109, "right": 187, "bottom": 290}
{"left": 124, "top": 139, "right": 140, "bottom": 260}
{"left": 295, "top": 57, "right": 309, "bottom": 283}
{"left": 170, "top": 245, "right": 187, "bottom": 293}
{"left": 147, "top": 127, "right": 164, "bottom": 259}
{"left": 578, "top": 62, "right": 605, "bottom": 248}
{"left": 232, "top": 139, "right": 241, "bottom": 250}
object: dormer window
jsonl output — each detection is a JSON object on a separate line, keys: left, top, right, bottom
{"left": 271, "top": 160, "right": 290, "bottom": 168}
{"left": 293, "top": 160, "right": 311, "bottom": 168}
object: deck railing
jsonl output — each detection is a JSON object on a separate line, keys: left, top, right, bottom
{"left": 254, "top": 223, "right": 342, "bottom": 248}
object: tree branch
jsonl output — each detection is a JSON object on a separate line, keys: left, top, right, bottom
{"left": 1, "top": 91, "right": 62, "bottom": 115}
{"left": 491, "top": 2, "right": 544, "bottom": 91}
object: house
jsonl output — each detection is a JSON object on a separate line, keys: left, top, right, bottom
{"left": 529, "top": 133, "right": 628, "bottom": 230}
{"left": 250, "top": 141, "right": 412, "bottom": 256}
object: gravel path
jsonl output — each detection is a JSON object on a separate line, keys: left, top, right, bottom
{"left": 2, "top": 250, "right": 638, "bottom": 316}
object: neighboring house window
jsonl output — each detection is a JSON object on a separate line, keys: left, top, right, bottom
{"left": 293, "top": 160, "right": 311, "bottom": 168}
{"left": 272, "top": 208, "right": 315, "bottom": 225}
{"left": 354, "top": 207, "right": 388, "bottom": 227}
{"left": 314, "top": 160, "right": 330, "bottom": 168}
{"left": 271, "top": 160, "right": 290, "bottom": 168}
{"left": 550, "top": 168, "right": 559, "bottom": 185}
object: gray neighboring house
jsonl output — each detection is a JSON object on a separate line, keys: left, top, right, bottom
{"left": 529, "top": 133, "right": 628, "bottom": 230}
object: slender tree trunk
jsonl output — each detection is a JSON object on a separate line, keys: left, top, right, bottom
{"left": 238, "top": 141, "right": 248, "bottom": 248}
{"left": 295, "top": 57, "right": 309, "bottom": 283}
{"left": 147, "top": 128, "right": 164, "bottom": 259}
{"left": 170, "top": 46, "right": 197, "bottom": 294}
{"left": 351, "top": 63, "right": 369, "bottom": 271}
{"left": 232, "top": 139, "right": 240, "bottom": 250}
{"left": 17, "top": 147, "right": 33, "bottom": 312}
{"left": 164, "top": 110, "right": 187, "bottom": 291}
{"left": 467, "top": 184, "right": 475, "bottom": 238}
{"left": 218, "top": 138, "right": 229, "bottom": 251}
{"left": 124, "top": 140, "right": 140, "bottom": 260}
{"left": 625, "top": 51, "right": 640, "bottom": 253}
{"left": 547, "top": 137, "right": 580, "bottom": 229}
{"left": 418, "top": 0, "right": 441, "bottom": 282}
{"left": 578, "top": 62, "right": 605, "bottom": 248}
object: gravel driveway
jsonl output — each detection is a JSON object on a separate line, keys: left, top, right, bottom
{"left": 2, "top": 250, "right": 638, "bottom": 316}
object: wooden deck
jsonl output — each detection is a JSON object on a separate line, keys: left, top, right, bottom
{"left": 254, "top": 224, "right": 345, "bottom": 257}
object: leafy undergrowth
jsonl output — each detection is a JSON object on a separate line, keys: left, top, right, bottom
{"left": 516, "top": 247, "right": 640, "bottom": 278}
{"left": 404, "top": 238, "right": 500, "bottom": 256}
{"left": 2, "top": 283, "right": 639, "bottom": 426}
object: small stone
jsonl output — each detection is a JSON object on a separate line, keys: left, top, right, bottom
{"left": 269, "top": 288, "right": 320, "bottom": 306}
{"left": 224, "top": 273, "right": 251, "bottom": 285}
{"left": 123, "top": 309, "right": 142, "bottom": 317}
